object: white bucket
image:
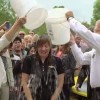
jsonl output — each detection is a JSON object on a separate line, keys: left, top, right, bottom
{"left": 45, "top": 8, "right": 70, "bottom": 45}
{"left": 10, "top": 0, "right": 48, "bottom": 30}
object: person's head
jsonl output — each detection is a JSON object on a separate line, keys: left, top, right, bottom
{"left": 29, "top": 30, "right": 35, "bottom": 36}
{"left": 12, "top": 36, "right": 22, "bottom": 52}
{"left": 75, "top": 34, "right": 81, "bottom": 46}
{"left": 36, "top": 34, "right": 51, "bottom": 60}
{"left": 33, "top": 34, "right": 39, "bottom": 43}
{"left": 24, "top": 35, "right": 33, "bottom": 48}
{"left": 94, "top": 20, "right": 100, "bottom": 34}
{"left": 62, "top": 42, "right": 71, "bottom": 54}
{"left": 27, "top": 44, "right": 36, "bottom": 55}
{"left": 8, "top": 42, "right": 13, "bottom": 55}
{"left": 57, "top": 45, "right": 64, "bottom": 52}
{"left": 18, "top": 31, "right": 25, "bottom": 39}
{"left": 57, "top": 42, "right": 71, "bottom": 54}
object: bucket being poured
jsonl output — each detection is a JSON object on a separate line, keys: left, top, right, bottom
{"left": 45, "top": 8, "right": 70, "bottom": 45}
{"left": 10, "top": 0, "right": 48, "bottom": 30}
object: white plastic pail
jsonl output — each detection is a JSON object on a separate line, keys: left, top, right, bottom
{"left": 10, "top": 0, "right": 48, "bottom": 30}
{"left": 45, "top": 8, "right": 70, "bottom": 45}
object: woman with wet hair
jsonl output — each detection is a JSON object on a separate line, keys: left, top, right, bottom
{"left": 21, "top": 34, "right": 64, "bottom": 100}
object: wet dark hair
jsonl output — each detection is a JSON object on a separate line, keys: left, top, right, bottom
{"left": 36, "top": 34, "right": 52, "bottom": 64}
{"left": 36, "top": 34, "right": 51, "bottom": 48}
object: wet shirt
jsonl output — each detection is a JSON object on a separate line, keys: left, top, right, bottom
{"left": 22, "top": 54, "right": 64, "bottom": 75}
{"left": 22, "top": 54, "right": 64, "bottom": 100}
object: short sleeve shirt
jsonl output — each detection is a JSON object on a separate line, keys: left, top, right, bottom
{"left": 22, "top": 55, "right": 64, "bottom": 75}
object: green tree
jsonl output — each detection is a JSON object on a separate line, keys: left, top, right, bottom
{"left": 91, "top": 0, "right": 100, "bottom": 25}
{"left": 82, "top": 22, "right": 90, "bottom": 28}
{"left": 34, "top": 23, "right": 47, "bottom": 36}
{"left": 0, "top": 0, "right": 47, "bottom": 35}
{"left": 53, "top": 6, "right": 64, "bottom": 8}
{"left": 0, "top": 0, "right": 16, "bottom": 25}
{"left": 82, "top": 21, "right": 94, "bottom": 31}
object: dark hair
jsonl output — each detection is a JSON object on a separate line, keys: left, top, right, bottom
{"left": 6, "top": 22, "right": 10, "bottom": 29}
{"left": 36, "top": 34, "right": 52, "bottom": 64}
{"left": 13, "top": 36, "right": 22, "bottom": 43}
{"left": 63, "top": 42, "right": 71, "bottom": 54}
{"left": 56, "top": 42, "right": 71, "bottom": 54}
{"left": 36, "top": 34, "right": 51, "bottom": 48}
{"left": 27, "top": 43, "right": 36, "bottom": 55}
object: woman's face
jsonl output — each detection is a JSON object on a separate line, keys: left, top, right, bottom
{"left": 38, "top": 42, "right": 51, "bottom": 59}
{"left": 29, "top": 47, "right": 35, "bottom": 55}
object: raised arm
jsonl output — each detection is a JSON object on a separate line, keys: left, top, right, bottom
{"left": 65, "top": 11, "right": 100, "bottom": 52}
{"left": 0, "top": 21, "right": 8, "bottom": 30}
{"left": 0, "top": 17, "right": 26, "bottom": 52}
{"left": 70, "top": 34, "right": 91, "bottom": 65}
{"left": 5, "top": 17, "right": 26, "bottom": 41}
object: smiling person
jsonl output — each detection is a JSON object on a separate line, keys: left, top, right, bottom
{"left": 21, "top": 34, "right": 64, "bottom": 100}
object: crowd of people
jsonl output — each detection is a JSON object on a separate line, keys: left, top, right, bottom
{"left": 0, "top": 10, "right": 100, "bottom": 100}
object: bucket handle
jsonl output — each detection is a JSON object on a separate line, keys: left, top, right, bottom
{"left": 25, "top": 7, "right": 33, "bottom": 16}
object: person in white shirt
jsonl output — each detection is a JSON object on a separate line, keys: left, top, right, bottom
{"left": 0, "top": 17, "right": 26, "bottom": 100}
{"left": 65, "top": 11, "right": 100, "bottom": 100}
{"left": 0, "top": 48, "right": 14, "bottom": 100}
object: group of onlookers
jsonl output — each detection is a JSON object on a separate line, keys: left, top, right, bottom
{"left": 0, "top": 10, "right": 100, "bottom": 100}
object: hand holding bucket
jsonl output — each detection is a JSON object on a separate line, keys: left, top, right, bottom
{"left": 10, "top": 0, "right": 48, "bottom": 30}
{"left": 45, "top": 8, "right": 70, "bottom": 45}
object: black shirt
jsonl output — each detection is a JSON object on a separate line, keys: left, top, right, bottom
{"left": 22, "top": 54, "right": 64, "bottom": 100}
{"left": 22, "top": 54, "right": 64, "bottom": 75}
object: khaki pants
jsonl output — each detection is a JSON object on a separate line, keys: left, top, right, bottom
{"left": 0, "top": 82, "right": 9, "bottom": 100}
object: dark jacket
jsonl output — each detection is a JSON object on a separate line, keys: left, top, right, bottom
{"left": 62, "top": 52, "right": 76, "bottom": 87}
